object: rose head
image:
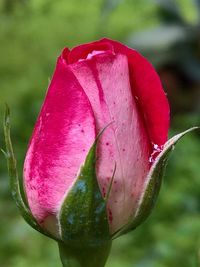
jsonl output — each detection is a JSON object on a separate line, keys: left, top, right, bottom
{"left": 4, "top": 38, "right": 199, "bottom": 267}
{"left": 23, "top": 38, "right": 170, "bottom": 239}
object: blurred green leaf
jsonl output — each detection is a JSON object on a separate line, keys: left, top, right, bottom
{"left": 101, "top": 0, "right": 124, "bottom": 18}
{"left": 155, "top": 0, "right": 184, "bottom": 24}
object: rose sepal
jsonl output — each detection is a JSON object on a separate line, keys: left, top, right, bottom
{"left": 3, "top": 105, "right": 57, "bottom": 241}
{"left": 58, "top": 131, "right": 112, "bottom": 267}
{"left": 113, "top": 127, "right": 199, "bottom": 238}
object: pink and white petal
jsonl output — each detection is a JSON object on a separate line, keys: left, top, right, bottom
{"left": 99, "top": 38, "right": 170, "bottom": 148}
{"left": 70, "top": 53, "right": 150, "bottom": 233}
{"left": 67, "top": 41, "right": 114, "bottom": 64}
{"left": 24, "top": 57, "right": 96, "bottom": 224}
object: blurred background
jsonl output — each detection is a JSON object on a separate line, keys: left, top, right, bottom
{"left": 0, "top": 0, "right": 200, "bottom": 266}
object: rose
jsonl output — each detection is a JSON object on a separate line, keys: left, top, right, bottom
{"left": 4, "top": 38, "right": 198, "bottom": 267}
{"left": 24, "top": 38, "right": 169, "bottom": 233}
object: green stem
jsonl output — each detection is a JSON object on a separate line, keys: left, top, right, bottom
{"left": 58, "top": 241, "right": 112, "bottom": 267}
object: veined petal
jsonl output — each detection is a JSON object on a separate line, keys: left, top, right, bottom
{"left": 99, "top": 38, "right": 170, "bottom": 148}
{"left": 24, "top": 57, "right": 96, "bottom": 225}
{"left": 113, "top": 127, "right": 199, "bottom": 238}
{"left": 69, "top": 52, "right": 150, "bottom": 233}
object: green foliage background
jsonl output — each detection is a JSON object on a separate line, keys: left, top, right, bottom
{"left": 0, "top": 0, "right": 199, "bottom": 266}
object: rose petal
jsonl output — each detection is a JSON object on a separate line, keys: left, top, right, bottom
{"left": 24, "top": 57, "right": 96, "bottom": 223}
{"left": 99, "top": 38, "right": 170, "bottom": 147}
{"left": 69, "top": 52, "right": 150, "bottom": 233}
{"left": 67, "top": 41, "right": 114, "bottom": 64}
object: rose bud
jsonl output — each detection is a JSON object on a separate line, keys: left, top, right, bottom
{"left": 3, "top": 39, "right": 199, "bottom": 267}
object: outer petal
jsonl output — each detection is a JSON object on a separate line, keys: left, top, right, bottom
{"left": 66, "top": 37, "right": 170, "bottom": 149}
{"left": 23, "top": 56, "right": 96, "bottom": 224}
{"left": 69, "top": 52, "right": 150, "bottom": 233}
{"left": 114, "top": 127, "right": 199, "bottom": 238}
{"left": 68, "top": 42, "right": 114, "bottom": 64}
{"left": 99, "top": 38, "right": 170, "bottom": 148}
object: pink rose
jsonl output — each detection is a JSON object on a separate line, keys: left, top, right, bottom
{"left": 4, "top": 38, "right": 198, "bottom": 267}
{"left": 23, "top": 38, "right": 170, "bottom": 237}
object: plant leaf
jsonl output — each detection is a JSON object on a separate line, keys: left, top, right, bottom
{"left": 155, "top": 0, "right": 184, "bottom": 24}
{"left": 101, "top": 0, "right": 124, "bottom": 18}
{"left": 194, "top": 0, "right": 200, "bottom": 21}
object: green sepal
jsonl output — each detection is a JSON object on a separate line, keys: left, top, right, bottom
{"left": 3, "top": 104, "right": 57, "bottom": 241}
{"left": 59, "top": 139, "right": 111, "bottom": 247}
{"left": 113, "top": 127, "right": 199, "bottom": 238}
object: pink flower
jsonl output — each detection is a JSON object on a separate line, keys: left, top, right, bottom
{"left": 23, "top": 38, "right": 170, "bottom": 237}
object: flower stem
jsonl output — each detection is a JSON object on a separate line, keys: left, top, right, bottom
{"left": 58, "top": 241, "right": 112, "bottom": 267}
